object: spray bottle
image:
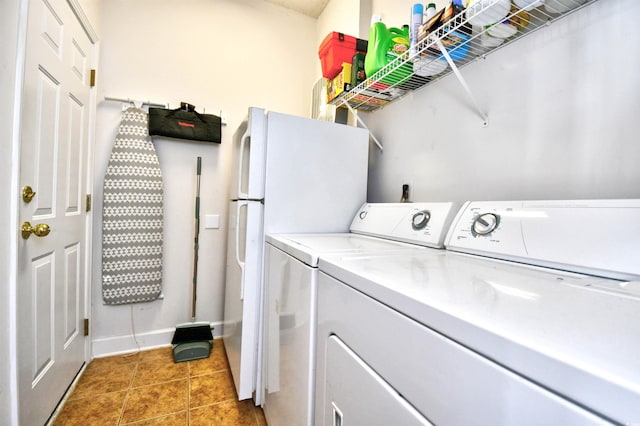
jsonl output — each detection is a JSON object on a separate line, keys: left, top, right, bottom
{"left": 409, "top": 4, "right": 424, "bottom": 58}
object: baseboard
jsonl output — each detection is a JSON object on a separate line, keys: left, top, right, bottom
{"left": 91, "top": 321, "right": 223, "bottom": 358}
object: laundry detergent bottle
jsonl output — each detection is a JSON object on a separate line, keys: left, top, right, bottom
{"left": 364, "top": 18, "right": 413, "bottom": 86}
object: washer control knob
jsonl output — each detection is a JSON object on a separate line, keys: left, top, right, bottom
{"left": 472, "top": 213, "right": 500, "bottom": 236}
{"left": 359, "top": 210, "right": 367, "bottom": 220}
{"left": 412, "top": 210, "right": 431, "bottom": 230}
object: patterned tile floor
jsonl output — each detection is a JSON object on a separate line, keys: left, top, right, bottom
{"left": 53, "top": 339, "right": 267, "bottom": 425}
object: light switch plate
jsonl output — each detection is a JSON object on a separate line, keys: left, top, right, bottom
{"left": 204, "top": 214, "right": 220, "bottom": 229}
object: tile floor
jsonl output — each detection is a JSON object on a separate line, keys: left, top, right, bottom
{"left": 53, "top": 339, "right": 267, "bottom": 425}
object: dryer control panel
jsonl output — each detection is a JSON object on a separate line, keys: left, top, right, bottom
{"left": 350, "top": 202, "right": 459, "bottom": 248}
{"left": 445, "top": 199, "right": 640, "bottom": 281}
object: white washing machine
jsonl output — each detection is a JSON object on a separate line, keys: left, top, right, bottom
{"left": 316, "top": 199, "right": 640, "bottom": 426}
{"left": 261, "top": 202, "right": 459, "bottom": 426}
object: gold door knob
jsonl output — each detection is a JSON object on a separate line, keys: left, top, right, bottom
{"left": 22, "top": 186, "right": 36, "bottom": 203}
{"left": 21, "top": 222, "right": 51, "bottom": 239}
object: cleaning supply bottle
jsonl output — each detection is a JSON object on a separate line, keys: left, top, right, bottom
{"left": 364, "top": 18, "right": 413, "bottom": 86}
{"left": 424, "top": 3, "right": 437, "bottom": 22}
{"left": 364, "top": 14, "right": 385, "bottom": 80}
{"left": 409, "top": 4, "right": 424, "bottom": 58}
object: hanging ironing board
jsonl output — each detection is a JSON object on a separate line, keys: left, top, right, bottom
{"left": 102, "top": 107, "right": 163, "bottom": 304}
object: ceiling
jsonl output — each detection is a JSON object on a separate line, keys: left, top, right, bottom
{"left": 263, "top": 0, "right": 331, "bottom": 18}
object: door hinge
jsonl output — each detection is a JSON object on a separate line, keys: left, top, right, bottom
{"left": 85, "top": 194, "right": 91, "bottom": 212}
{"left": 83, "top": 318, "right": 89, "bottom": 336}
{"left": 90, "top": 69, "right": 96, "bottom": 87}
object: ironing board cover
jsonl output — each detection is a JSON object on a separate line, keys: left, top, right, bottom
{"left": 102, "top": 107, "right": 163, "bottom": 304}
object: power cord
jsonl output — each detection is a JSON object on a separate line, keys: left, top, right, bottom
{"left": 130, "top": 305, "right": 141, "bottom": 353}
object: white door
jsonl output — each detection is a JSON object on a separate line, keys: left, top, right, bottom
{"left": 323, "top": 336, "right": 433, "bottom": 426}
{"left": 223, "top": 199, "right": 264, "bottom": 401}
{"left": 228, "top": 107, "right": 266, "bottom": 201}
{"left": 263, "top": 244, "right": 316, "bottom": 426}
{"left": 17, "top": 0, "right": 93, "bottom": 423}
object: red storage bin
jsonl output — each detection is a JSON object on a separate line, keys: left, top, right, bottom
{"left": 318, "top": 32, "right": 368, "bottom": 80}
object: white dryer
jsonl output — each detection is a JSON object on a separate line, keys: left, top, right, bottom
{"left": 316, "top": 199, "right": 640, "bottom": 426}
{"left": 261, "top": 202, "right": 458, "bottom": 426}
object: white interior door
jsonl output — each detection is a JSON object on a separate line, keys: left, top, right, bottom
{"left": 17, "top": 0, "right": 93, "bottom": 423}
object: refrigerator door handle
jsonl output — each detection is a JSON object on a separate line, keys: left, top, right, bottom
{"left": 235, "top": 199, "right": 247, "bottom": 300}
{"left": 237, "top": 128, "right": 250, "bottom": 200}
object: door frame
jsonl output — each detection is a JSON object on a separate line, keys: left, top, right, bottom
{"left": 3, "top": 0, "right": 99, "bottom": 424}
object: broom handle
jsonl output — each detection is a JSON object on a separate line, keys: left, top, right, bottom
{"left": 192, "top": 156, "right": 202, "bottom": 321}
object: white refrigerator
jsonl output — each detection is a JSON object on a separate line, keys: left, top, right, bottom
{"left": 223, "top": 107, "right": 369, "bottom": 403}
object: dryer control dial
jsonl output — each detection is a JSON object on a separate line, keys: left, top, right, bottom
{"left": 472, "top": 213, "right": 500, "bottom": 236}
{"left": 411, "top": 210, "right": 431, "bottom": 230}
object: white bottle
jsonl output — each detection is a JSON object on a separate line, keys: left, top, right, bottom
{"left": 410, "top": 3, "right": 424, "bottom": 58}
{"left": 424, "top": 3, "right": 437, "bottom": 22}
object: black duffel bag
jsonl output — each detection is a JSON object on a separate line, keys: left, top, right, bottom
{"left": 148, "top": 103, "right": 221, "bottom": 143}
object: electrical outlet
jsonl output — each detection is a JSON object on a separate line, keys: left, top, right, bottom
{"left": 401, "top": 183, "right": 410, "bottom": 203}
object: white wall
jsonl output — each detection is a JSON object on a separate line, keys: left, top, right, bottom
{"left": 92, "top": 0, "right": 317, "bottom": 355}
{"left": 362, "top": 0, "right": 640, "bottom": 203}
{"left": 0, "top": 0, "right": 22, "bottom": 421}
{"left": 317, "top": 0, "right": 364, "bottom": 52}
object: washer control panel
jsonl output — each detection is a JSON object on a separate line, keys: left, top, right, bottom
{"left": 445, "top": 199, "right": 640, "bottom": 281}
{"left": 350, "top": 202, "right": 458, "bottom": 248}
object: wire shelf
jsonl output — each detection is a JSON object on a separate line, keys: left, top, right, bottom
{"left": 330, "top": 0, "right": 599, "bottom": 112}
